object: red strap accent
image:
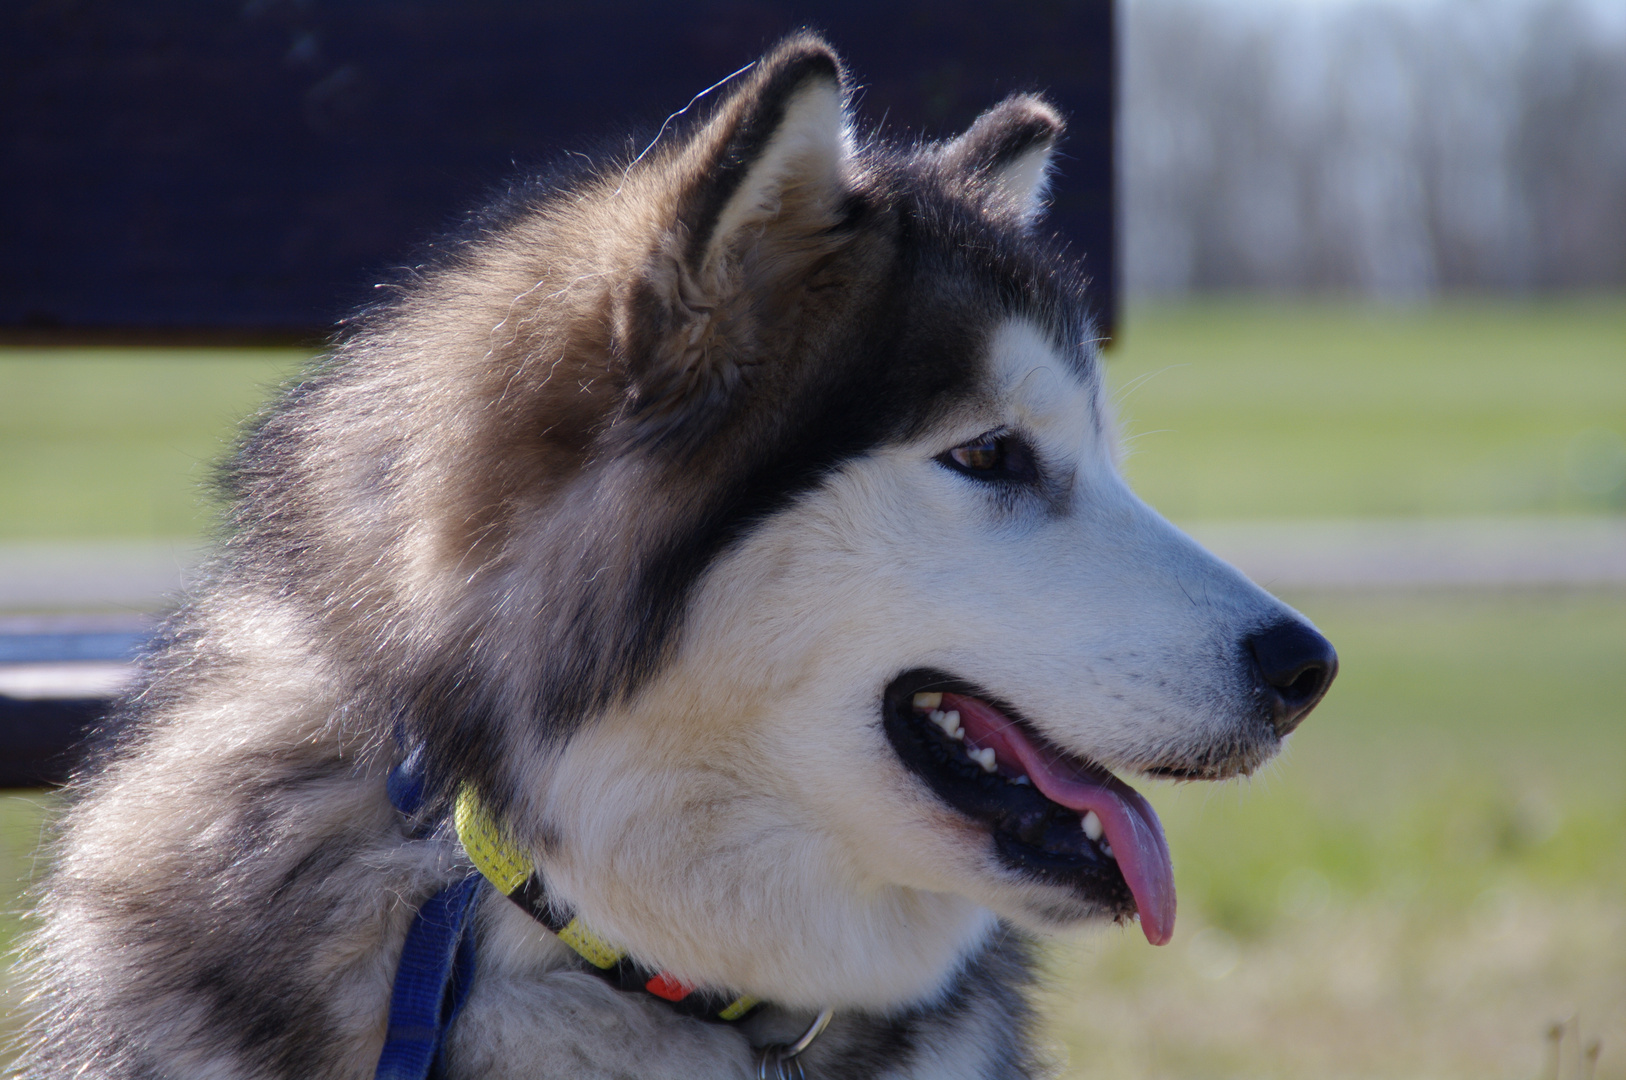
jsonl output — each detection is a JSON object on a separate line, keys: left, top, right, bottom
{"left": 643, "top": 971, "right": 692, "bottom": 1002}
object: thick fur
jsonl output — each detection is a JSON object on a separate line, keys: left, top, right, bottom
{"left": 17, "top": 36, "right": 1325, "bottom": 1080}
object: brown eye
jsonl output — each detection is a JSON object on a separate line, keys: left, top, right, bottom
{"left": 950, "top": 438, "right": 1002, "bottom": 471}
{"left": 937, "top": 432, "right": 1040, "bottom": 483}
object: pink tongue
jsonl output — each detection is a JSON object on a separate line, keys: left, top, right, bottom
{"left": 941, "top": 693, "right": 1176, "bottom": 945}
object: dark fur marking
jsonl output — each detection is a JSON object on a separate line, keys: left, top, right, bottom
{"left": 808, "top": 930, "right": 1039, "bottom": 1079}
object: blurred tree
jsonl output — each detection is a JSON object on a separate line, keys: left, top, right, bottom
{"left": 1122, "top": 0, "right": 1626, "bottom": 296}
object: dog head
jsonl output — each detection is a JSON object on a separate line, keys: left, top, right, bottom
{"left": 241, "top": 34, "right": 1335, "bottom": 1011}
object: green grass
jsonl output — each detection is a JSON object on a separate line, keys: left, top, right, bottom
{"left": 2, "top": 298, "right": 1623, "bottom": 539}
{"left": 1109, "top": 298, "right": 1626, "bottom": 521}
{"left": 0, "top": 349, "right": 307, "bottom": 540}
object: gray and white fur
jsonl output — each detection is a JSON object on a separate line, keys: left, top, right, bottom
{"left": 15, "top": 35, "right": 1335, "bottom": 1080}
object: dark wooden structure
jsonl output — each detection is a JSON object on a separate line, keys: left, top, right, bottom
{"left": 0, "top": 1, "right": 1116, "bottom": 784}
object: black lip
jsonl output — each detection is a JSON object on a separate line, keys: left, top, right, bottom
{"left": 881, "top": 669, "right": 1134, "bottom": 914}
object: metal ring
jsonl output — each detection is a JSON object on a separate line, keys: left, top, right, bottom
{"left": 756, "top": 1009, "right": 833, "bottom": 1080}
{"left": 757, "top": 1050, "right": 805, "bottom": 1080}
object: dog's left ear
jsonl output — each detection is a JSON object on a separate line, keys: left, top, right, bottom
{"left": 618, "top": 35, "right": 851, "bottom": 449}
{"left": 939, "top": 94, "right": 1065, "bottom": 227}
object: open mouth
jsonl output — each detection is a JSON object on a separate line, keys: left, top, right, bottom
{"left": 882, "top": 670, "right": 1175, "bottom": 944}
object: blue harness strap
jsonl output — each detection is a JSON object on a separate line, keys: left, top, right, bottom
{"left": 376, "top": 745, "right": 483, "bottom": 1080}
{"left": 375, "top": 874, "right": 481, "bottom": 1080}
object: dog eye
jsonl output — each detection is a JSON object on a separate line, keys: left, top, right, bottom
{"left": 951, "top": 438, "right": 1002, "bottom": 471}
{"left": 937, "top": 432, "right": 1039, "bottom": 483}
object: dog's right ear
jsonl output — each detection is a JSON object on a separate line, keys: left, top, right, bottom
{"left": 938, "top": 94, "right": 1064, "bottom": 227}
{"left": 616, "top": 35, "right": 851, "bottom": 449}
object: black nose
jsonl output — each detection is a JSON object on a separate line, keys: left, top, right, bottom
{"left": 1246, "top": 620, "right": 1338, "bottom": 736}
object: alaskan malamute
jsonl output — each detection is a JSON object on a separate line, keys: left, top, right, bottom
{"left": 19, "top": 35, "right": 1336, "bottom": 1080}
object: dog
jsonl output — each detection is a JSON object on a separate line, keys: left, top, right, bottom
{"left": 17, "top": 34, "right": 1336, "bottom": 1080}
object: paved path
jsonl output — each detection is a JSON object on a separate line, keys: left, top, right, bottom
{"left": 2, "top": 519, "right": 1620, "bottom": 616}
{"left": 1183, "top": 517, "right": 1626, "bottom": 590}
{"left": 1, "top": 518, "right": 1622, "bottom": 699}
{"left": 0, "top": 540, "right": 204, "bottom": 613}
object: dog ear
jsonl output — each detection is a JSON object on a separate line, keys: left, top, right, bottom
{"left": 618, "top": 35, "right": 850, "bottom": 449}
{"left": 939, "top": 94, "right": 1064, "bottom": 227}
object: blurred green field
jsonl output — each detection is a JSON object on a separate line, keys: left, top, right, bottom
{"left": 0, "top": 349, "right": 305, "bottom": 540}
{"left": 1110, "top": 298, "right": 1626, "bottom": 522}
{"left": 1, "top": 301, "right": 1622, "bottom": 1077}
{"left": 1, "top": 299, "right": 1623, "bottom": 540}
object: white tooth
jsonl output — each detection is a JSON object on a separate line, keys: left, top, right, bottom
{"left": 1101, "top": 842, "right": 1114, "bottom": 859}
{"left": 951, "top": 727, "right": 964, "bottom": 741}
{"left": 1082, "top": 810, "right": 1104, "bottom": 842}
{"left": 974, "top": 747, "right": 997, "bottom": 772}
{"left": 943, "top": 709, "right": 960, "bottom": 728}
{"left": 913, "top": 692, "right": 942, "bottom": 712}
{"left": 1012, "top": 775, "right": 1031, "bottom": 786}
{"left": 929, "top": 710, "right": 946, "bottom": 730}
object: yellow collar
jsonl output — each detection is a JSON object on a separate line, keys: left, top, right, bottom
{"left": 453, "top": 785, "right": 758, "bottom": 1022}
